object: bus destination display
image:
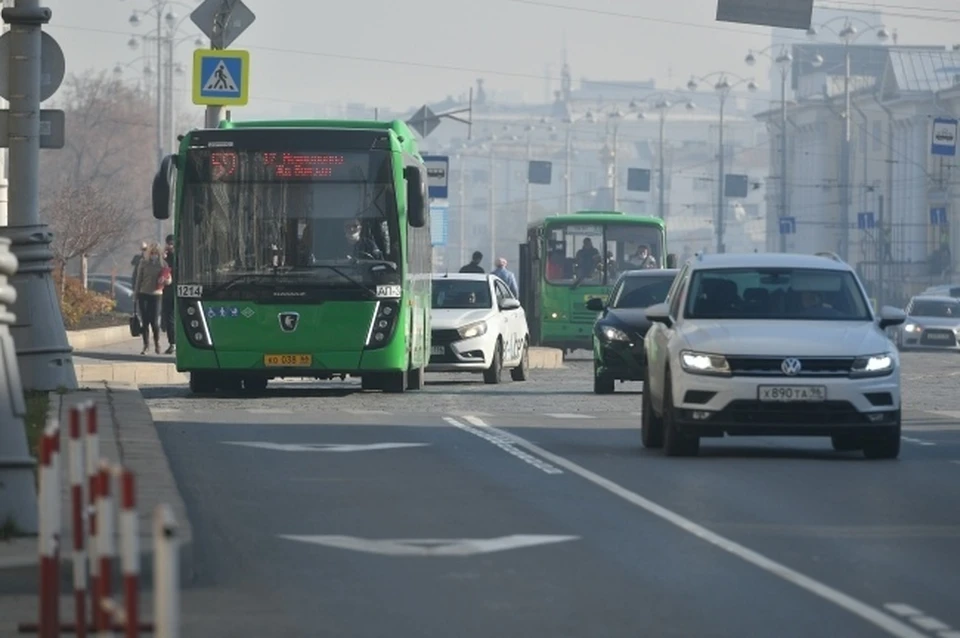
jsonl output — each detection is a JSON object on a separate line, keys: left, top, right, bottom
{"left": 207, "top": 151, "right": 374, "bottom": 181}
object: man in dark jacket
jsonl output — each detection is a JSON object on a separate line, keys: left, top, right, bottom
{"left": 161, "top": 234, "right": 176, "bottom": 354}
{"left": 459, "top": 251, "right": 484, "bottom": 273}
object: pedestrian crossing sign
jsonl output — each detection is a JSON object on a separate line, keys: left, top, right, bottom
{"left": 192, "top": 48, "right": 250, "bottom": 106}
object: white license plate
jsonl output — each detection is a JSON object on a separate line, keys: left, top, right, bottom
{"left": 758, "top": 385, "right": 826, "bottom": 402}
{"left": 431, "top": 346, "right": 444, "bottom": 356}
{"left": 926, "top": 333, "right": 951, "bottom": 340}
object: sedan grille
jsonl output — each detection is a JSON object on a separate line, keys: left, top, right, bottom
{"left": 431, "top": 329, "right": 462, "bottom": 345}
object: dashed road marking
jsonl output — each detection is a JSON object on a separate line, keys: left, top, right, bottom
{"left": 884, "top": 603, "right": 959, "bottom": 635}
{"left": 545, "top": 413, "right": 596, "bottom": 419}
{"left": 463, "top": 415, "right": 928, "bottom": 638}
{"left": 443, "top": 416, "right": 562, "bottom": 475}
{"left": 901, "top": 436, "right": 936, "bottom": 447}
{"left": 247, "top": 408, "right": 295, "bottom": 414}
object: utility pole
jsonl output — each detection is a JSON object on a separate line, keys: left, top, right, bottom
{"left": 716, "top": 95, "right": 726, "bottom": 254}
{"left": 458, "top": 152, "right": 466, "bottom": 266}
{"left": 877, "top": 194, "right": 885, "bottom": 308}
{"left": 154, "top": 2, "right": 164, "bottom": 243}
{"left": 0, "top": 0, "right": 76, "bottom": 391}
{"left": 488, "top": 145, "right": 496, "bottom": 265}
{"left": 564, "top": 124, "right": 572, "bottom": 214}
{"left": 779, "top": 68, "right": 788, "bottom": 253}
{"left": 657, "top": 109, "right": 666, "bottom": 219}
{"left": 203, "top": 0, "right": 231, "bottom": 128}
{"left": 839, "top": 46, "right": 852, "bottom": 261}
{"left": 524, "top": 133, "right": 532, "bottom": 225}
{"left": 0, "top": 0, "right": 10, "bottom": 227}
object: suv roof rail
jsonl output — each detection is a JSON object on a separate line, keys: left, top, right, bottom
{"left": 814, "top": 251, "right": 844, "bottom": 263}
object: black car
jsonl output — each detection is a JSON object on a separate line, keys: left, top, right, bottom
{"left": 586, "top": 269, "right": 678, "bottom": 394}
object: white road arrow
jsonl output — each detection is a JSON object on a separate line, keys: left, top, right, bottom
{"left": 278, "top": 534, "right": 580, "bottom": 556}
{"left": 221, "top": 442, "right": 429, "bottom": 452}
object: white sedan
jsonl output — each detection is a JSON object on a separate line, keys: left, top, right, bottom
{"left": 427, "top": 273, "right": 530, "bottom": 384}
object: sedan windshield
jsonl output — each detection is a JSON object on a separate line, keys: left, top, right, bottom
{"left": 432, "top": 279, "right": 492, "bottom": 309}
{"left": 910, "top": 299, "right": 960, "bottom": 318}
{"left": 611, "top": 275, "right": 675, "bottom": 309}
{"left": 684, "top": 267, "right": 872, "bottom": 320}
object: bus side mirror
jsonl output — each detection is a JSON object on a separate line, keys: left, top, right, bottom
{"left": 152, "top": 154, "right": 177, "bottom": 220}
{"left": 404, "top": 165, "right": 428, "bottom": 228}
{"left": 665, "top": 253, "right": 678, "bottom": 268}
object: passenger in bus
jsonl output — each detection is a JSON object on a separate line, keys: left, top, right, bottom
{"left": 546, "top": 250, "right": 565, "bottom": 280}
{"left": 574, "top": 238, "right": 601, "bottom": 279}
{"left": 628, "top": 244, "right": 658, "bottom": 269}
{"left": 344, "top": 218, "right": 383, "bottom": 260}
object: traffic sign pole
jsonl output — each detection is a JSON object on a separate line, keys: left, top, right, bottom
{"left": 0, "top": 0, "right": 76, "bottom": 392}
{"left": 190, "top": 0, "right": 255, "bottom": 128}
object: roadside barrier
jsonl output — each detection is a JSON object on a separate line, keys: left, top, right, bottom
{"left": 17, "top": 401, "right": 181, "bottom": 638}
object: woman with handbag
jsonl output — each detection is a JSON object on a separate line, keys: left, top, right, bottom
{"left": 133, "top": 242, "right": 170, "bottom": 355}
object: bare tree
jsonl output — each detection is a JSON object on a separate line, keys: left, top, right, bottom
{"left": 40, "top": 70, "right": 158, "bottom": 277}
{"left": 44, "top": 184, "right": 133, "bottom": 290}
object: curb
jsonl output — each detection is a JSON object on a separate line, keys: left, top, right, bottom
{"left": 76, "top": 364, "right": 187, "bottom": 386}
{"left": 66, "top": 325, "right": 130, "bottom": 350}
{"left": 529, "top": 347, "right": 564, "bottom": 369}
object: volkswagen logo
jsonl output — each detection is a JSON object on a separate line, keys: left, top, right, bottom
{"left": 278, "top": 312, "right": 300, "bottom": 333}
{"left": 781, "top": 357, "right": 802, "bottom": 376}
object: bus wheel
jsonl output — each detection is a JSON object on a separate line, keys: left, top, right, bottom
{"left": 382, "top": 371, "right": 407, "bottom": 394}
{"left": 189, "top": 372, "right": 217, "bottom": 395}
{"left": 407, "top": 364, "right": 425, "bottom": 390}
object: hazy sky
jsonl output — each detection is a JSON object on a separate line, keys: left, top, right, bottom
{"left": 41, "top": 0, "right": 960, "bottom": 118}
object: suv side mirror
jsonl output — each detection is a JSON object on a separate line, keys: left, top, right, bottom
{"left": 152, "top": 154, "right": 177, "bottom": 220}
{"left": 500, "top": 298, "right": 521, "bottom": 310}
{"left": 586, "top": 297, "right": 604, "bottom": 312}
{"left": 878, "top": 305, "right": 906, "bottom": 330}
{"left": 665, "top": 253, "right": 678, "bottom": 268}
{"left": 644, "top": 302, "right": 673, "bottom": 328}
{"left": 404, "top": 165, "right": 428, "bottom": 228}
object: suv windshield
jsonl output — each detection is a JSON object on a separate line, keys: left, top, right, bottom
{"left": 611, "top": 275, "right": 675, "bottom": 309}
{"left": 432, "top": 279, "right": 492, "bottom": 309}
{"left": 910, "top": 299, "right": 960, "bottom": 318}
{"left": 684, "top": 267, "right": 872, "bottom": 320}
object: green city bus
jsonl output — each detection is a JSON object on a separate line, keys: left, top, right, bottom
{"left": 518, "top": 211, "right": 674, "bottom": 354}
{"left": 151, "top": 118, "right": 432, "bottom": 394}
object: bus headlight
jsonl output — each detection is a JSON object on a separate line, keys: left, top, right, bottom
{"left": 365, "top": 301, "right": 400, "bottom": 349}
{"left": 178, "top": 299, "right": 213, "bottom": 349}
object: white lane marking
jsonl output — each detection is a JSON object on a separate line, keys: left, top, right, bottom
{"left": 462, "top": 416, "right": 928, "bottom": 638}
{"left": 901, "top": 436, "right": 936, "bottom": 447}
{"left": 546, "top": 413, "right": 596, "bottom": 419}
{"left": 343, "top": 409, "right": 391, "bottom": 415}
{"left": 222, "top": 441, "right": 428, "bottom": 452}
{"left": 443, "top": 417, "right": 562, "bottom": 475}
{"left": 884, "top": 603, "right": 957, "bottom": 634}
{"left": 279, "top": 534, "right": 579, "bottom": 556}
{"left": 247, "top": 408, "right": 294, "bottom": 414}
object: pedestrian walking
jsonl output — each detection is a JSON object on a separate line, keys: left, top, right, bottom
{"left": 161, "top": 234, "right": 176, "bottom": 354}
{"left": 459, "top": 251, "right": 484, "bottom": 273}
{"left": 133, "top": 242, "right": 170, "bottom": 355}
{"left": 491, "top": 257, "right": 519, "bottom": 298}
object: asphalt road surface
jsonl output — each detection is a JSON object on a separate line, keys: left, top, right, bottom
{"left": 145, "top": 351, "right": 960, "bottom": 637}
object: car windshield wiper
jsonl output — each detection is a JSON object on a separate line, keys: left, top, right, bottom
{"left": 203, "top": 272, "right": 277, "bottom": 296}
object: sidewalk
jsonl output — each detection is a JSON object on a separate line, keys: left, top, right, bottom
{"left": 0, "top": 384, "right": 193, "bottom": 633}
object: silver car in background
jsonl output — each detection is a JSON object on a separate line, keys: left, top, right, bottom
{"left": 896, "top": 295, "right": 960, "bottom": 350}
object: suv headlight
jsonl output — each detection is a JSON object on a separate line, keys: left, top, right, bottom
{"left": 458, "top": 320, "right": 487, "bottom": 340}
{"left": 903, "top": 323, "right": 920, "bottom": 333}
{"left": 598, "top": 325, "right": 630, "bottom": 342}
{"left": 680, "top": 350, "right": 730, "bottom": 375}
{"left": 851, "top": 352, "right": 894, "bottom": 377}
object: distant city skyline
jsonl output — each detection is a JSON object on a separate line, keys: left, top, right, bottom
{"left": 38, "top": 0, "right": 960, "bottom": 120}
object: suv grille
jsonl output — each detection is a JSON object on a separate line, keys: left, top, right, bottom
{"left": 726, "top": 356, "right": 855, "bottom": 377}
{"left": 719, "top": 400, "right": 867, "bottom": 424}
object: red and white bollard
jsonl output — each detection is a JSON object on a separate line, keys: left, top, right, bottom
{"left": 119, "top": 468, "right": 139, "bottom": 638}
{"left": 96, "top": 462, "right": 115, "bottom": 636}
{"left": 153, "top": 505, "right": 179, "bottom": 638}
{"left": 69, "top": 405, "right": 88, "bottom": 638}
{"left": 85, "top": 401, "right": 101, "bottom": 628}
{"left": 38, "top": 420, "right": 61, "bottom": 638}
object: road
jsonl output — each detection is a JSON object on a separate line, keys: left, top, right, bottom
{"left": 144, "top": 351, "right": 960, "bottom": 638}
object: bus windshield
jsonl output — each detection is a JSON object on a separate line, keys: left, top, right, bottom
{"left": 544, "top": 222, "right": 664, "bottom": 286}
{"left": 179, "top": 147, "right": 400, "bottom": 291}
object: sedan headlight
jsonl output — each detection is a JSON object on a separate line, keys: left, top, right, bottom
{"left": 458, "top": 320, "right": 487, "bottom": 340}
{"left": 598, "top": 325, "right": 630, "bottom": 342}
{"left": 903, "top": 323, "right": 920, "bottom": 333}
{"left": 851, "top": 352, "right": 894, "bottom": 377}
{"left": 680, "top": 350, "right": 731, "bottom": 375}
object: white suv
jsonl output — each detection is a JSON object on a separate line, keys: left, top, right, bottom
{"left": 641, "top": 252, "right": 906, "bottom": 459}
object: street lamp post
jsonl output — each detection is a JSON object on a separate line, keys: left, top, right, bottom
{"left": 631, "top": 95, "right": 695, "bottom": 221}
{"left": 561, "top": 111, "right": 595, "bottom": 214}
{"left": 746, "top": 46, "right": 824, "bottom": 252}
{"left": 687, "top": 73, "right": 758, "bottom": 253}
{"left": 806, "top": 18, "right": 890, "bottom": 261}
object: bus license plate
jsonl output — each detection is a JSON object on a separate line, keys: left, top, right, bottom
{"left": 431, "top": 346, "right": 444, "bottom": 356}
{"left": 264, "top": 354, "right": 312, "bottom": 367}
{"left": 758, "top": 385, "right": 826, "bottom": 402}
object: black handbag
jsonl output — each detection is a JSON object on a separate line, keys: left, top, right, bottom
{"left": 129, "top": 312, "right": 142, "bottom": 338}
